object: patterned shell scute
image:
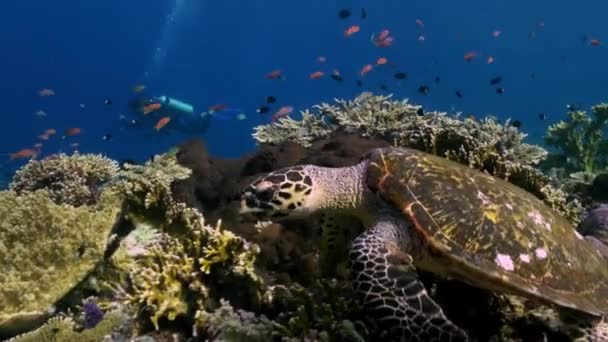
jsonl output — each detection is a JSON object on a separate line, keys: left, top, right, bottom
{"left": 366, "top": 147, "right": 608, "bottom": 316}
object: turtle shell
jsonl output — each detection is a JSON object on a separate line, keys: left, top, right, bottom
{"left": 365, "top": 147, "right": 608, "bottom": 316}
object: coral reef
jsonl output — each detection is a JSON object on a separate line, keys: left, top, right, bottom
{"left": 10, "top": 153, "right": 119, "bottom": 206}
{"left": 0, "top": 188, "right": 124, "bottom": 338}
{"left": 201, "top": 299, "right": 275, "bottom": 341}
{"left": 121, "top": 208, "right": 261, "bottom": 332}
{"left": 7, "top": 308, "right": 132, "bottom": 342}
{"left": 544, "top": 103, "right": 608, "bottom": 175}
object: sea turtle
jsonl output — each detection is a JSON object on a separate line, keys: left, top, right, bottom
{"left": 239, "top": 146, "right": 608, "bottom": 341}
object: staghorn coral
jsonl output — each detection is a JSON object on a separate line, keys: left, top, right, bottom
{"left": 7, "top": 308, "right": 132, "bottom": 342}
{"left": 0, "top": 189, "right": 124, "bottom": 338}
{"left": 123, "top": 209, "right": 261, "bottom": 331}
{"left": 10, "top": 153, "right": 119, "bottom": 207}
{"left": 253, "top": 109, "right": 333, "bottom": 148}
{"left": 544, "top": 103, "right": 608, "bottom": 175}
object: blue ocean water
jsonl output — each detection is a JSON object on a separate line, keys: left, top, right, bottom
{"left": 0, "top": 0, "right": 606, "bottom": 175}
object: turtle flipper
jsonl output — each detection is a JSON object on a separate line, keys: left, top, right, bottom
{"left": 349, "top": 217, "right": 468, "bottom": 342}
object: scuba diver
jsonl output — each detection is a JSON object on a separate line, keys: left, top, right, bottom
{"left": 125, "top": 93, "right": 243, "bottom": 135}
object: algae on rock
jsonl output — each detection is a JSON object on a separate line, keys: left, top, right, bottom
{"left": 0, "top": 189, "right": 124, "bottom": 338}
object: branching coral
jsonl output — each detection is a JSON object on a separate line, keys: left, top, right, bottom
{"left": 253, "top": 109, "right": 333, "bottom": 148}
{"left": 123, "top": 210, "right": 261, "bottom": 331}
{"left": 0, "top": 189, "right": 124, "bottom": 338}
{"left": 10, "top": 153, "right": 119, "bottom": 206}
{"left": 544, "top": 104, "right": 608, "bottom": 175}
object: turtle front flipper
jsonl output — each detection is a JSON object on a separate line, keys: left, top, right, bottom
{"left": 349, "top": 215, "right": 468, "bottom": 341}
{"left": 319, "top": 213, "right": 363, "bottom": 277}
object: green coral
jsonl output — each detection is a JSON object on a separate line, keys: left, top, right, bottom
{"left": 7, "top": 309, "right": 132, "bottom": 342}
{"left": 0, "top": 189, "right": 124, "bottom": 337}
{"left": 123, "top": 209, "right": 261, "bottom": 331}
{"left": 544, "top": 103, "right": 608, "bottom": 175}
{"left": 10, "top": 153, "right": 119, "bottom": 206}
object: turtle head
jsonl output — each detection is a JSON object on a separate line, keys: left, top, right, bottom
{"left": 240, "top": 165, "right": 316, "bottom": 220}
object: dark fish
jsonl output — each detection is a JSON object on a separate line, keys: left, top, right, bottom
{"left": 416, "top": 107, "right": 424, "bottom": 116}
{"left": 511, "top": 120, "right": 522, "bottom": 128}
{"left": 394, "top": 72, "right": 407, "bottom": 80}
{"left": 496, "top": 87, "right": 504, "bottom": 94}
{"left": 538, "top": 113, "right": 546, "bottom": 120}
{"left": 434, "top": 76, "right": 441, "bottom": 84}
{"left": 361, "top": 8, "right": 367, "bottom": 19}
{"left": 418, "top": 85, "right": 429, "bottom": 95}
{"left": 102, "top": 134, "right": 112, "bottom": 141}
{"left": 356, "top": 80, "right": 363, "bottom": 87}
{"left": 266, "top": 96, "right": 277, "bottom": 103}
{"left": 566, "top": 103, "right": 580, "bottom": 111}
{"left": 257, "top": 106, "right": 270, "bottom": 114}
{"left": 530, "top": 72, "right": 536, "bottom": 79}
{"left": 330, "top": 74, "right": 344, "bottom": 82}
{"left": 104, "top": 99, "right": 112, "bottom": 105}
{"left": 489, "top": 76, "right": 502, "bottom": 86}
{"left": 120, "top": 159, "right": 138, "bottom": 166}
{"left": 77, "top": 244, "right": 86, "bottom": 258}
{"left": 338, "top": 9, "right": 351, "bottom": 19}
{"left": 455, "top": 90, "right": 463, "bottom": 98}
{"left": 380, "top": 84, "right": 389, "bottom": 91}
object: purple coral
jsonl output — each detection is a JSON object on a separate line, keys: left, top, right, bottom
{"left": 579, "top": 205, "right": 608, "bottom": 245}
{"left": 83, "top": 299, "right": 104, "bottom": 329}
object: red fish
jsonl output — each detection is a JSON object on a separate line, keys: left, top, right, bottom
{"left": 360, "top": 64, "right": 373, "bottom": 76}
{"left": 344, "top": 25, "right": 360, "bottom": 37}
{"left": 463, "top": 51, "right": 477, "bottom": 62}
{"left": 376, "top": 57, "right": 388, "bottom": 65}
{"left": 372, "top": 30, "right": 394, "bottom": 47}
{"left": 415, "top": 19, "right": 424, "bottom": 27}
{"left": 377, "top": 29, "right": 390, "bottom": 41}
{"left": 492, "top": 30, "right": 502, "bottom": 38}
{"left": 208, "top": 104, "right": 227, "bottom": 112}
{"left": 309, "top": 71, "right": 324, "bottom": 80}
{"left": 143, "top": 103, "right": 162, "bottom": 115}
{"left": 155, "top": 116, "right": 171, "bottom": 131}
{"left": 10, "top": 148, "right": 38, "bottom": 160}
{"left": 65, "top": 127, "right": 81, "bottom": 136}
{"left": 271, "top": 106, "right": 294, "bottom": 122}
{"left": 590, "top": 39, "right": 601, "bottom": 46}
{"left": 265, "top": 69, "right": 284, "bottom": 80}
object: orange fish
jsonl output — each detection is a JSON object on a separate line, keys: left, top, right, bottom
{"left": 38, "top": 88, "right": 55, "bottom": 97}
{"left": 372, "top": 30, "right": 394, "bottom": 47}
{"left": 143, "top": 103, "right": 162, "bottom": 115}
{"left": 45, "top": 128, "right": 57, "bottom": 136}
{"left": 208, "top": 104, "right": 227, "bottom": 112}
{"left": 10, "top": 148, "right": 38, "bottom": 160}
{"left": 344, "top": 25, "right": 360, "bottom": 37}
{"left": 360, "top": 64, "right": 373, "bottom": 76}
{"left": 65, "top": 127, "right": 81, "bottom": 136}
{"left": 376, "top": 57, "right": 388, "bottom": 65}
{"left": 377, "top": 29, "right": 390, "bottom": 41}
{"left": 265, "top": 69, "right": 283, "bottom": 80}
{"left": 590, "top": 39, "right": 601, "bottom": 46}
{"left": 463, "top": 51, "right": 477, "bottom": 62}
{"left": 155, "top": 116, "right": 171, "bottom": 131}
{"left": 309, "top": 71, "right": 324, "bottom": 80}
{"left": 492, "top": 30, "right": 502, "bottom": 38}
{"left": 272, "top": 106, "right": 294, "bottom": 122}
{"left": 487, "top": 56, "right": 495, "bottom": 64}
{"left": 415, "top": 19, "right": 424, "bottom": 27}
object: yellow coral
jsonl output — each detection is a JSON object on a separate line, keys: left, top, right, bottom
{"left": 0, "top": 189, "right": 124, "bottom": 337}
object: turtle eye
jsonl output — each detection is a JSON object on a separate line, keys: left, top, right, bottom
{"left": 256, "top": 188, "right": 275, "bottom": 202}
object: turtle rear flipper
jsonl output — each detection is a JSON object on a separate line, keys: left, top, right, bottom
{"left": 349, "top": 214, "right": 468, "bottom": 341}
